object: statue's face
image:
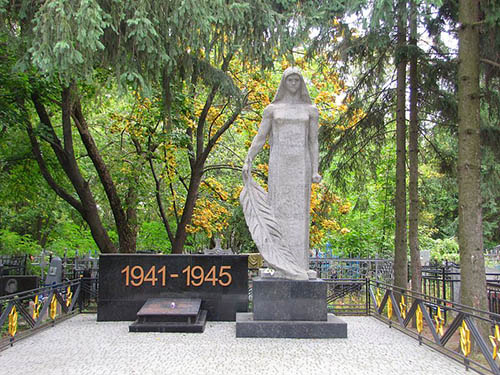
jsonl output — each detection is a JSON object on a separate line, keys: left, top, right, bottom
{"left": 285, "top": 74, "right": 301, "bottom": 94}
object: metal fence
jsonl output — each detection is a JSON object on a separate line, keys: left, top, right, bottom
{"left": 0, "top": 255, "right": 28, "bottom": 275}
{"left": 370, "top": 280, "right": 500, "bottom": 375}
{"left": 0, "top": 277, "right": 98, "bottom": 351}
{"left": 3, "top": 264, "right": 500, "bottom": 374}
{"left": 309, "top": 257, "right": 393, "bottom": 281}
{"left": 325, "top": 278, "right": 369, "bottom": 316}
{"left": 421, "top": 265, "right": 500, "bottom": 315}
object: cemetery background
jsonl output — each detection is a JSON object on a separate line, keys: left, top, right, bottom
{"left": 0, "top": 0, "right": 499, "bottom": 374}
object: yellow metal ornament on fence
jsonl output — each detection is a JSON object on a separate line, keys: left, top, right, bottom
{"left": 8, "top": 306, "right": 18, "bottom": 337}
{"left": 416, "top": 305, "right": 423, "bottom": 333}
{"left": 50, "top": 294, "right": 57, "bottom": 320}
{"left": 460, "top": 320, "right": 471, "bottom": 357}
{"left": 490, "top": 324, "right": 500, "bottom": 360}
{"left": 387, "top": 297, "right": 393, "bottom": 320}
{"left": 66, "top": 286, "right": 73, "bottom": 307}
{"left": 399, "top": 295, "right": 407, "bottom": 319}
{"left": 33, "top": 295, "right": 42, "bottom": 320}
{"left": 434, "top": 306, "right": 445, "bottom": 337}
{"left": 376, "top": 288, "right": 382, "bottom": 307}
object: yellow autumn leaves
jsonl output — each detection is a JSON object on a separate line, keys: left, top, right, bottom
{"left": 310, "top": 183, "right": 351, "bottom": 247}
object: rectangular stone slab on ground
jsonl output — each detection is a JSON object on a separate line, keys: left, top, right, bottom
{"left": 136, "top": 298, "right": 201, "bottom": 322}
{"left": 129, "top": 297, "right": 207, "bottom": 333}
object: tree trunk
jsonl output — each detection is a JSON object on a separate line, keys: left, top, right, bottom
{"left": 28, "top": 93, "right": 117, "bottom": 254}
{"left": 172, "top": 165, "right": 204, "bottom": 253}
{"left": 458, "top": 0, "right": 488, "bottom": 312}
{"left": 409, "top": 0, "right": 421, "bottom": 294}
{"left": 72, "top": 90, "right": 136, "bottom": 253}
{"left": 393, "top": 0, "right": 408, "bottom": 292}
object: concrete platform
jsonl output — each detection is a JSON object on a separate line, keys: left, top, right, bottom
{"left": 236, "top": 312, "right": 347, "bottom": 338}
{"left": 0, "top": 314, "right": 472, "bottom": 375}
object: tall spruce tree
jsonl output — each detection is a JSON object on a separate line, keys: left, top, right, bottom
{"left": 457, "top": 0, "right": 487, "bottom": 311}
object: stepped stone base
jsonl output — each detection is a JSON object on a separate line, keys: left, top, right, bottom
{"left": 237, "top": 278, "right": 347, "bottom": 339}
{"left": 235, "top": 312, "right": 347, "bottom": 338}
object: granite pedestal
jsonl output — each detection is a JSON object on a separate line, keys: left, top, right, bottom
{"left": 236, "top": 278, "right": 347, "bottom": 338}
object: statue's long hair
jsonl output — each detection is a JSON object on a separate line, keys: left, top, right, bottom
{"left": 272, "top": 67, "right": 312, "bottom": 105}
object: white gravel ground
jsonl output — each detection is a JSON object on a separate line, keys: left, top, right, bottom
{"left": 1, "top": 314, "right": 470, "bottom": 375}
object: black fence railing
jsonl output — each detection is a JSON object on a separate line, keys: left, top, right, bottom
{"left": 0, "top": 255, "right": 28, "bottom": 276}
{"left": 3, "top": 272, "right": 500, "bottom": 374}
{"left": 0, "top": 277, "right": 98, "bottom": 350}
{"left": 325, "top": 278, "right": 369, "bottom": 316}
{"left": 370, "top": 280, "right": 500, "bottom": 375}
{"left": 309, "top": 258, "right": 393, "bottom": 281}
{"left": 421, "top": 266, "right": 500, "bottom": 315}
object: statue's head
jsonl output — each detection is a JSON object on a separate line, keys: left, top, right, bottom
{"left": 272, "top": 67, "right": 312, "bottom": 105}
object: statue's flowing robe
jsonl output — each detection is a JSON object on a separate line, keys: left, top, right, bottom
{"left": 268, "top": 103, "right": 312, "bottom": 271}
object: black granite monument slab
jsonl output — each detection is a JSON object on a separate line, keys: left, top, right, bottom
{"left": 236, "top": 278, "right": 347, "bottom": 339}
{"left": 98, "top": 254, "right": 248, "bottom": 321}
{"left": 129, "top": 297, "right": 207, "bottom": 332}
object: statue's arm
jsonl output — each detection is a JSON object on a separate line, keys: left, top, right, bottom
{"left": 243, "top": 106, "right": 273, "bottom": 169}
{"left": 309, "top": 106, "right": 322, "bottom": 183}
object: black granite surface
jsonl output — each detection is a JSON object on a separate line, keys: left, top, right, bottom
{"left": 235, "top": 312, "right": 347, "bottom": 338}
{"left": 98, "top": 254, "right": 248, "bottom": 321}
{"left": 252, "top": 278, "right": 327, "bottom": 321}
{"left": 136, "top": 298, "right": 201, "bottom": 323}
{"left": 130, "top": 310, "right": 207, "bottom": 333}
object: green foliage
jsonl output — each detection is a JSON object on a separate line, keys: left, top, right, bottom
{"left": 420, "top": 236, "right": 459, "bottom": 263}
{"left": 0, "top": 0, "right": 498, "bottom": 263}
{"left": 45, "top": 222, "right": 99, "bottom": 256}
{"left": 0, "top": 229, "right": 41, "bottom": 255}
{"left": 136, "top": 221, "right": 171, "bottom": 254}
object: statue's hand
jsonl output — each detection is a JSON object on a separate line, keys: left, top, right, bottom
{"left": 242, "top": 160, "right": 252, "bottom": 178}
{"left": 312, "top": 173, "right": 322, "bottom": 183}
{"left": 242, "top": 163, "right": 249, "bottom": 174}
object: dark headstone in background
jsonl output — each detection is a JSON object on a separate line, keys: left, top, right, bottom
{"left": 98, "top": 254, "right": 248, "bottom": 321}
{"left": 0, "top": 275, "right": 39, "bottom": 296}
{"left": 44, "top": 256, "right": 63, "bottom": 286}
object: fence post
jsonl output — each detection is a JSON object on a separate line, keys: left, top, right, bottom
{"left": 78, "top": 276, "right": 83, "bottom": 313}
{"left": 366, "top": 278, "right": 370, "bottom": 315}
{"left": 442, "top": 266, "right": 446, "bottom": 300}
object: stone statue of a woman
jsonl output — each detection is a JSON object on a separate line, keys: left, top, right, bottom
{"left": 240, "top": 67, "right": 321, "bottom": 280}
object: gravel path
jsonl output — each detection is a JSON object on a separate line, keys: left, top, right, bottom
{"left": 1, "top": 314, "right": 470, "bottom": 375}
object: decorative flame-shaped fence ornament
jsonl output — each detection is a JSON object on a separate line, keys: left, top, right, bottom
{"left": 8, "top": 306, "right": 18, "bottom": 337}
{"left": 399, "top": 295, "right": 407, "bottom": 320}
{"left": 460, "top": 320, "right": 471, "bottom": 357}
{"left": 416, "top": 305, "right": 423, "bottom": 334}
{"left": 490, "top": 325, "right": 500, "bottom": 360}
{"left": 376, "top": 288, "right": 382, "bottom": 308}
{"left": 66, "top": 286, "right": 73, "bottom": 307}
{"left": 50, "top": 294, "right": 58, "bottom": 320}
{"left": 387, "top": 298, "right": 393, "bottom": 320}
{"left": 434, "top": 307, "right": 445, "bottom": 337}
{"left": 33, "top": 295, "right": 41, "bottom": 320}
